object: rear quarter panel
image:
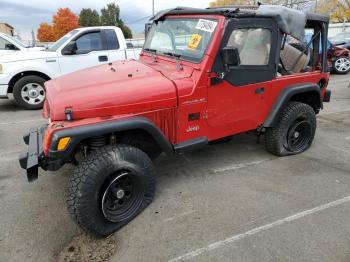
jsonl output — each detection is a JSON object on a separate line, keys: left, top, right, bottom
{"left": 266, "top": 72, "right": 329, "bottom": 117}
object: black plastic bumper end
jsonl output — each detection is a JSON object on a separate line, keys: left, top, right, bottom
{"left": 27, "top": 166, "right": 39, "bottom": 183}
{"left": 19, "top": 152, "right": 39, "bottom": 182}
{"left": 23, "top": 133, "right": 30, "bottom": 145}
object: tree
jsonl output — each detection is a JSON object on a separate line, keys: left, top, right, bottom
{"left": 53, "top": 8, "right": 79, "bottom": 39}
{"left": 79, "top": 8, "right": 101, "bottom": 27}
{"left": 318, "top": 0, "right": 350, "bottom": 22}
{"left": 100, "top": 3, "right": 133, "bottom": 38}
{"left": 119, "top": 22, "right": 133, "bottom": 39}
{"left": 101, "top": 3, "right": 120, "bottom": 26}
{"left": 37, "top": 23, "right": 55, "bottom": 42}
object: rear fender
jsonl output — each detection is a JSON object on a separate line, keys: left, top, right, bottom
{"left": 263, "top": 83, "right": 322, "bottom": 128}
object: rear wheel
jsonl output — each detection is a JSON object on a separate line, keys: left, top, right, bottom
{"left": 66, "top": 145, "right": 155, "bottom": 236}
{"left": 265, "top": 102, "right": 316, "bottom": 156}
{"left": 13, "top": 75, "right": 46, "bottom": 109}
{"left": 333, "top": 57, "right": 350, "bottom": 74}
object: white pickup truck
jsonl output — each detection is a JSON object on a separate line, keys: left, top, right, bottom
{"left": 0, "top": 26, "right": 141, "bottom": 109}
{"left": 0, "top": 33, "right": 44, "bottom": 56}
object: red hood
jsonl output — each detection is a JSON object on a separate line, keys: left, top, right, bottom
{"left": 46, "top": 60, "right": 180, "bottom": 121}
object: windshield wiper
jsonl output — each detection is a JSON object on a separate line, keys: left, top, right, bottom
{"left": 144, "top": 48, "right": 157, "bottom": 54}
{"left": 144, "top": 48, "right": 158, "bottom": 62}
{"left": 163, "top": 52, "right": 183, "bottom": 70}
{"left": 163, "top": 51, "right": 181, "bottom": 59}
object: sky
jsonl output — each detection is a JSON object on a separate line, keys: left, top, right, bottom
{"left": 0, "top": 0, "right": 211, "bottom": 41}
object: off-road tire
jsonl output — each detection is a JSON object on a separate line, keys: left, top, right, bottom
{"left": 13, "top": 75, "right": 47, "bottom": 109}
{"left": 265, "top": 102, "right": 316, "bottom": 156}
{"left": 66, "top": 145, "right": 156, "bottom": 236}
{"left": 332, "top": 56, "right": 350, "bottom": 74}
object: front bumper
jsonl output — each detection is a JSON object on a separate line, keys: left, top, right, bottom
{"left": 19, "top": 125, "right": 66, "bottom": 182}
{"left": 19, "top": 126, "right": 46, "bottom": 182}
{"left": 0, "top": 84, "right": 8, "bottom": 97}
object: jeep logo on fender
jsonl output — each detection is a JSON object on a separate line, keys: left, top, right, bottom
{"left": 186, "top": 125, "right": 200, "bottom": 133}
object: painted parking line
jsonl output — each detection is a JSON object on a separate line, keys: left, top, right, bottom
{"left": 213, "top": 159, "right": 272, "bottom": 174}
{"left": 168, "top": 195, "right": 350, "bottom": 262}
{"left": 162, "top": 210, "right": 196, "bottom": 223}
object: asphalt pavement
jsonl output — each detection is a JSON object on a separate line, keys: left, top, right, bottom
{"left": 0, "top": 74, "right": 349, "bottom": 262}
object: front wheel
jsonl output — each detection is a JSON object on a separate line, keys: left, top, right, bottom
{"left": 66, "top": 145, "right": 155, "bottom": 236}
{"left": 13, "top": 75, "right": 46, "bottom": 109}
{"left": 265, "top": 102, "right": 316, "bottom": 156}
{"left": 333, "top": 56, "right": 350, "bottom": 74}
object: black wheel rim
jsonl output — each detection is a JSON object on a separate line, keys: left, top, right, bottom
{"left": 101, "top": 171, "right": 144, "bottom": 223}
{"left": 286, "top": 119, "right": 312, "bottom": 152}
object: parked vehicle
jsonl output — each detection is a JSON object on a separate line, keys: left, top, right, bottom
{"left": 20, "top": 6, "right": 331, "bottom": 236}
{"left": 328, "top": 42, "right": 350, "bottom": 74}
{"left": 304, "top": 32, "right": 350, "bottom": 74}
{"left": 0, "top": 26, "right": 141, "bottom": 109}
{"left": 0, "top": 33, "right": 44, "bottom": 56}
{"left": 330, "top": 31, "right": 350, "bottom": 50}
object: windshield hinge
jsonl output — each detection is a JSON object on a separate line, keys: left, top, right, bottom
{"left": 176, "top": 57, "right": 183, "bottom": 71}
{"left": 151, "top": 53, "right": 157, "bottom": 63}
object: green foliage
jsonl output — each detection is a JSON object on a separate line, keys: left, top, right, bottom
{"left": 101, "top": 3, "right": 121, "bottom": 26}
{"left": 79, "top": 8, "right": 101, "bottom": 27}
{"left": 77, "top": 3, "right": 133, "bottom": 38}
{"left": 120, "top": 24, "right": 133, "bottom": 39}
{"left": 100, "top": 3, "right": 133, "bottom": 38}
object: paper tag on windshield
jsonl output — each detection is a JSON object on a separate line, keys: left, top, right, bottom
{"left": 195, "top": 19, "right": 217, "bottom": 33}
{"left": 188, "top": 34, "right": 202, "bottom": 50}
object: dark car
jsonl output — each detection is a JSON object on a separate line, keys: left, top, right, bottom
{"left": 330, "top": 31, "right": 350, "bottom": 50}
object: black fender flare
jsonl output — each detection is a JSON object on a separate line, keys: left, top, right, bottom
{"left": 49, "top": 117, "right": 174, "bottom": 160}
{"left": 263, "top": 83, "right": 322, "bottom": 128}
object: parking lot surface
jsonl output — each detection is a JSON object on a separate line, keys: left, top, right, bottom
{"left": 0, "top": 74, "right": 349, "bottom": 262}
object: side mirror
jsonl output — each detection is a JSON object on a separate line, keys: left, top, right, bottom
{"left": 62, "top": 41, "right": 77, "bottom": 55}
{"left": 222, "top": 46, "right": 240, "bottom": 69}
{"left": 5, "top": 43, "right": 18, "bottom": 50}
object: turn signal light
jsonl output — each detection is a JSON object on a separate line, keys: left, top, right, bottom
{"left": 57, "top": 137, "right": 71, "bottom": 151}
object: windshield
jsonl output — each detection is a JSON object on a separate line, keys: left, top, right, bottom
{"left": 143, "top": 18, "right": 218, "bottom": 63}
{"left": 331, "top": 32, "right": 350, "bottom": 41}
{"left": 48, "top": 30, "right": 79, "bottom": 52}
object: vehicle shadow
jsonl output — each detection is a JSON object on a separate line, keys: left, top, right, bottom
{"left": 155, "top": 133, "right": 271, "bottom": 183}
{"left": 0, "top": 97, "right": 41, "bottom": 112}
{"left": 0, "top": 98, "right": 22, "bottom": 112}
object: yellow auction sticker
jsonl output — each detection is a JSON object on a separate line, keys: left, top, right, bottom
{"left": 188, "top": 34, "right": 202, "bottom": 50}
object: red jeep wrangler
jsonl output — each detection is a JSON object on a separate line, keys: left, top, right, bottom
{"left": 20, "top": 6, "right": 331, "bottom": 236}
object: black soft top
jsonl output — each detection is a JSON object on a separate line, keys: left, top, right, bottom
{"left": 152, "top": 6, "right": 329, "bottom": 23}
{"left": 152, "top": 5, "right": 329, "bottom": 41}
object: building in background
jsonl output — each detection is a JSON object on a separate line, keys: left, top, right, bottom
{"left": 0, "top": 23, "right": 14, "bottom": 36}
